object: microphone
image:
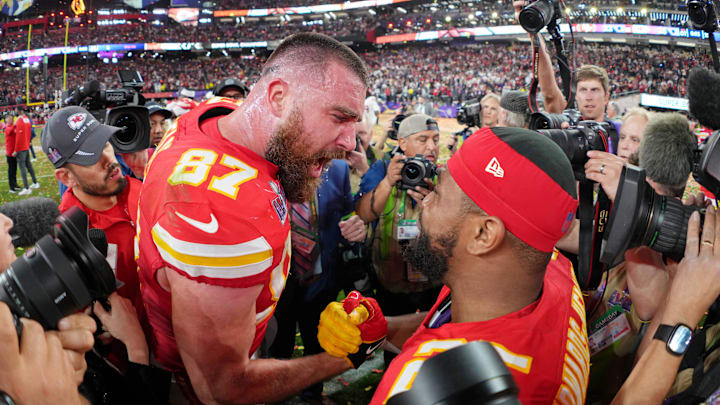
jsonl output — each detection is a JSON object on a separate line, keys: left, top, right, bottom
{"left": 65, "top": 79, "right": 101, "bottom": 105}
{"left": 688, "top": 67, "right": 720, "bottom": 130}
{"left": 638, "top": 113, "right": 697, "bottom": 188}
{"left": 88, "top": 228, "right": 108, "bottom": 258}
{"left": 0, "top": 198, "right": 60, "bottom": 247}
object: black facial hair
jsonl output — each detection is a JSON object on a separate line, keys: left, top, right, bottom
{"left": 402, "top": 213, "right": 459, "bottom": 282}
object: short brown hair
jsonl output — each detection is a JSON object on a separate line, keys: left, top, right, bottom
{"left": 262, "top": 32, "right": 369, "bottom": 87}
{"left": 576, "top": 64, "right": 610, "bottom": 94}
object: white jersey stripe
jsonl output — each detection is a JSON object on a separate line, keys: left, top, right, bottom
{"left": 152, "top": 223, "right": 271, "bottom": 257}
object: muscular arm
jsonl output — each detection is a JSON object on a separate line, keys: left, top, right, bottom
{"left": 165, "top": 267, "right": 350, "bottom": 405}
{"left": 384, "top": 312, "right": 426, "bottom": 350}
{"left": 536, "top": 37, "right": 566, "bottom": 114}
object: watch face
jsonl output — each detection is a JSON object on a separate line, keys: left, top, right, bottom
{"left": 668, "top": 326, "right": 693, "bottom": 354}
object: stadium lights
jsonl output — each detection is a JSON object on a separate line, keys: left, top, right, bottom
{"left": 617, "top": 7, "right": 624, "bottom": 14}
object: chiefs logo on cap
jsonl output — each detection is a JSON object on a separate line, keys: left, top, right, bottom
{"left": 67, "top": 113, "right": 87, "bottom": 131}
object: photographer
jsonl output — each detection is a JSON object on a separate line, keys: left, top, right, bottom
{"left": 499, "top": 90, "right": 532, "bottom": 128}
{"left": 616, "top": 107, "right": 651, "bottom": 163}
{"left": 147, "top": 102, "right": 172, "bottom": 148}
{"left": 480, "top": 93, "right": 501, "bottom": 127}
{"left": 582, "top": 113, "right": 698, "bottom": 402}
{"left": 355, "top": 113, "right": 443, "bottom": 348}
{"left": 0, "top": 212, "right": 98, "bottom": 405}
{"left": 41, "top": 106, "right": 145, "bottom": 337}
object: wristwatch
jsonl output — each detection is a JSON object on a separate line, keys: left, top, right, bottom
{"left": 653, "top": 323, "right": 693, "bottom": 356}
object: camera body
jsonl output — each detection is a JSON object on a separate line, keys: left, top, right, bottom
{"left": 687, "top": 0, "right": 718, "bottom": 32}
{"left": 386, "top": 114, "right": 406, "bottom": 141}
{"left": 65, "top": 70, "right": 151, "bottom": 153}
{"left": 457, "top": 99, "right": 482, "bottom": 128}
{"left": 519, "top": 0, "right": 561, "bottom": 33}
{"left": 529, "top": 109, "right": 582, "bottom": 130}
{"left": 533, "top": 120, "right": 615, "bottom": 181}
{"left": 602, "top": 132, "right": 720, "bottom": 265}
{"left": 0, "top": 207, "right": 116, "bottom": 336}
{"left": 398, "top": 154, "right": 437, "bottom": 191}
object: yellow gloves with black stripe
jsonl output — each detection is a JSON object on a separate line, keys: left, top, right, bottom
{"left": 318, "top": 291, "right": 387, "bottom": 368}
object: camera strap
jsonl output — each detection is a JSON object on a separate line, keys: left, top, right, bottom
{"left": 577, "top": 183, "right": 610, "bottom": 290}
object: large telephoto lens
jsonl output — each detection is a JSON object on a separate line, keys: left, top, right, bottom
{"left": 107, "top": 105, "right": 151, "bottom": 153}
{"left": 519, "top": 0, "right": 556, "bottom": 33}
{"left": 0, "top": 207, "right": 116, "bottom": 332}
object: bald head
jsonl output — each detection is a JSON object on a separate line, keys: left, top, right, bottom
{"left": 262, "top": 33, "right": 369, "bottom": 88}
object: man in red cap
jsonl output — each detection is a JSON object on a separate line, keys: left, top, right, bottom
{"left": 367, "top": 126, "right": 590, "bottom": 404}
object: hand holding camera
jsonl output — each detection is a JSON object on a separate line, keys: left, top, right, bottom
{"left": 584, "top": 151, "right": 626, "bottom": 201}
{"left": 383, "top": 154, "right": 406, "bottom": 188}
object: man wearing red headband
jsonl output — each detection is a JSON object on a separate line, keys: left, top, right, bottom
{"left": 369, "top": 127, "right": 590, "bottom": 404}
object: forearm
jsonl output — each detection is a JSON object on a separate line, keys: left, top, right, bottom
{"left": 385, "top": 312, "right": 426, "bottom": 349}
{"left": 536, "top": 37, "right": 566, "bottom": 114}
{"left": 356, "top": 179, "right": 392, "bottom": 222}
{"left": 374, "top": 132, "right": 388, "bottom": 157}
{"left": 207, "top": 353, "right": 350, "bottom": 405}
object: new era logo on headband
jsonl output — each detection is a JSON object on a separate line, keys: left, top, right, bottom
{"left": 485, "top": 157, "right": 504, "bottom": 178}
{"left": 67, "top": 113, "right": 87, "bottom": 131}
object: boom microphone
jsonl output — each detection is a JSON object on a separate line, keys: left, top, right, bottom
{"left": 688, "top": 67, "right": 720, "bottom": 130}
{"left": 0, "top": 198, "right": 61, "bottom": 247}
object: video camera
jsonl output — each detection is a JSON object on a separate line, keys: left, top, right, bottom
{"left": 519, "top": 0, "right": 562, "bottom": 34}
{"left": 398, "top": 154, "right": 437, "bottom": 191}
{"left": 530, "top": 111, "right": 616, "bottom": 181}
{"left": 456, "top": 99, "right": 482, "bottom": 128}
{"left": 601, "top": 132, "right": 720, "bottom": 266}
{"left": 64, "top": 70, "right": 151, "bottom": 153}
{"left": 0, "top": 207, "right": 117, "bottom": 337}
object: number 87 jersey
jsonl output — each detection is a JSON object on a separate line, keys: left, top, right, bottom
{"left": 136, "top": 99, "right": 292, "bottom": 372}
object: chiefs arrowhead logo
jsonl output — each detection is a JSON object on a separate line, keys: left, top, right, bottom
{"left": 67, "top": 113, "right": 87, "bottom": 131}
{"left": 485, "top": 157, "right": 504, "bottom": 178}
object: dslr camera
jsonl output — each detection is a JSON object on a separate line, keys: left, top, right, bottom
{"left": 519, "top": 0, "right": 562, "bottom": 33}
{"left": 456, "top": 99, "right": 482, "bottom": 128}
{"left": 601, "top": 132, "right": 720, "bottom": 265}
{"left": 0, "top": 207, "right": 116, "bottom": 336}
{"left": 398, "top": 154, "right": 437, "bottom": 191}
{"left": 386, "top": 113, "right": 407, "bottom": 141}
{"left": 65, "top": 70, "right": 151, "bottom": 153}
{"left": 530, "top": 113, "right": 616, "bottom": 181}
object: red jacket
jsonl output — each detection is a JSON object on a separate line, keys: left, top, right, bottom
{"left": 14, "top": 115, "right": 31, "bottom": 152}
{"left": 4, "top": 124, "right": 15, "bottom": 157}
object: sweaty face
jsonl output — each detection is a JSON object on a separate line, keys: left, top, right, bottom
{"left": 481, "top": 99, "right": 500, "bottom": 127}
{"left": 67, "top": 143, "right": 127, "bottom": 197}
{"left": 617, "top": 115, "right": 647, "bottom": 162}
{"left": 265, "top": 108, "right": 345, "bottom": 203}
{"left": 403, "top": 169, "right": 463, "bottom": 282}
{"left": 577, "top": 79, "right": 609, "bottom": 122}
{"left": 401, "top": 130, "right": 440, "bottom": 163}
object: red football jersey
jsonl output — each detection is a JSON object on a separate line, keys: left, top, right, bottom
{"left": 136, "top": 98, "right": 292, "bottom": 372}
{"left": 371, "top": 251, "right": 589, "bottom": 405}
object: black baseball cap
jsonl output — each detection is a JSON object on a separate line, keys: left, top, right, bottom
{"left": 146, "top": 102, "right": 172, "bottom": 119}
{"left": 213, "top": 78, "right": 249, "bottom": 97}
{"left": 41, "top": 106, "right": 120, "bottom": 168}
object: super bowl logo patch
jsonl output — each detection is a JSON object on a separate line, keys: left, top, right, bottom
{"left": 67, "top": 113, "right": 87, "bottom": 131}
{"left": 269, "top": 181, "right": 288, "bottom": 224}
{"left": 47, "top": 147, "right": 62, "bottom": 165}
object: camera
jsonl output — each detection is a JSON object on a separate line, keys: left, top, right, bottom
{"left": 65, "top": 70, "right": 151, "bottom": 153}
{"left": 534, "top": 120, "right": 616, "bottom": 181}
{"left": 398, "top": 154, "right": 437, "bottom": 191}
{"left": 387, "top": 341, "right": 520, "bottom": 405}
{"left": 687, "top": 0, "right": 718, "bottom": 32}
{"left": 529, "top": 109, "right": 582, "bottom": 130}
{"left": 387, "top": 113, "right": 407, "bottom": 141}
{"left": 601, "top": 132, "right": 720, "bottom": 265}
{"left": 0, "top": 207, "right": 117, "bottom": 336}
{"left": 519, "top": 0, "right": 561, "bottom": 33}
{"left": 456, "top": 99, "right": 482, "bottom": 128}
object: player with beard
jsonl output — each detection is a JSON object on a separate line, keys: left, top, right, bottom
{"left": 135, "top": 33, "right": 379, "bottom": 404}
{"left": 368, "top": 127, "right": 590, "bottom": 404}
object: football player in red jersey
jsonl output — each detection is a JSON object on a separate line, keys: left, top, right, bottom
{"left": 136, "top": 33, "right": 382, "bottom": 403}
{"left": 365, "top": 127, "right": 590, "bottom": 404}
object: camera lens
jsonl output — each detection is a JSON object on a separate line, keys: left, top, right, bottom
{"left": 404, "top": 163, "right": 422, "bottom": 180}
{"left": 0, "top": 208, "right": 116, "bottom": 332}
{"left": 112, "top": 114, "right": 139, "bottom": 145}
{"left": 519, "top": 0, "right": 555, "bottom": 33}
{"left": 642, "top": 194, "right": 700, "bottom": 262}
{"left": 688, "top": 1, "right": 709, "bottom": 28}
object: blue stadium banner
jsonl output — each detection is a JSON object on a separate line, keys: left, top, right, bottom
{"left": 0, "top": 0, "right": 34, "bottom": 16}
{"left": 170, "top": 0, "right": 200, "bottom": 7}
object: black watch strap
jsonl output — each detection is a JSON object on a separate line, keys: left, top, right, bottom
{"left": 654, "top": 324, "right": 674, "bottom": 343}
{"left": 654, "top": 323, "right": 692, "bottom": 356}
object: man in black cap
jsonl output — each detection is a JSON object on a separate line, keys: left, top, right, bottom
{"left": 147, "top": 102, "right": 172, "bottom": 147}
{"left": 213, "top": 78, "right": 249, "bottom": 100}
{"left": 41, "top": 106, "right": 145, "bottom": 331}
{"left": 499, "top": 90, "right": 532, "bottom": 128}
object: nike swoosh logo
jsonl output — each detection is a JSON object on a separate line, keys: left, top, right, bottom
{"left": 366, "top": 339, "right": 385, "bottom": 355}
{"left": 175, "top": 212, "right": 219, "bottom": 234}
